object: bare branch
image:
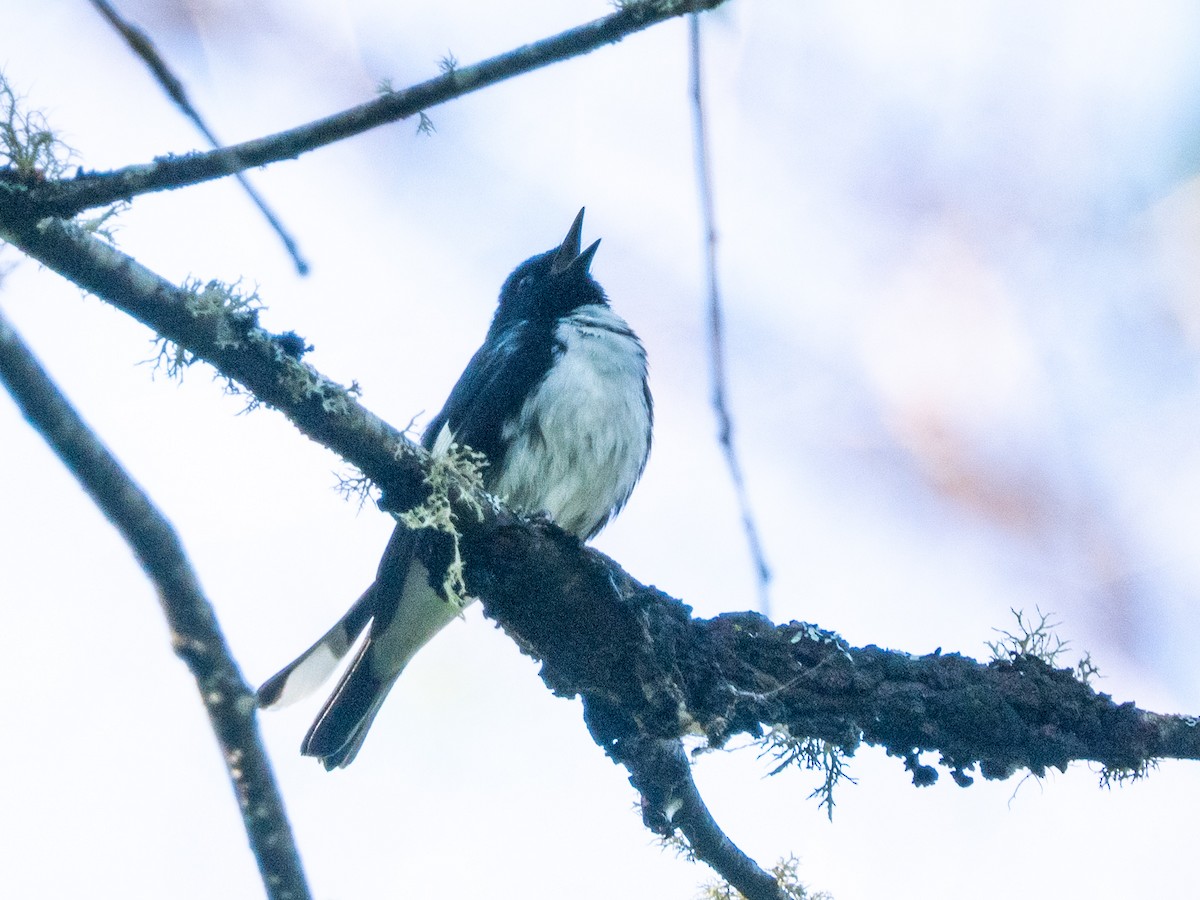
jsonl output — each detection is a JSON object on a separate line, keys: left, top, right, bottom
{"left": 26, "top": 0, "right": 731, "bottom": 217}
{"left": 0, "top": 307, "right": 312, "bottom": 900}
{"left": 688, "top": 13, "right": 772, "bottom": 615}
{"left": 87, "top": 0, "right": 309, "bottom": 274}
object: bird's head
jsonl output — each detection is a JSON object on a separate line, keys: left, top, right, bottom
{"left": 490, "top": 208, "right": 606, "bottom": 334}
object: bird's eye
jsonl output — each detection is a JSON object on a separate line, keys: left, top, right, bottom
{"left": 517, "top": 275, "right": 535, "bottom": 292}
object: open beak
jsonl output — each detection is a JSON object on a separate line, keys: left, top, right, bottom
{"left": 550, "top": 207, "right": 601, "bottom": 276}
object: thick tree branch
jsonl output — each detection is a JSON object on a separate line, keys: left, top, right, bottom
{"left": 20, "top": 0, "right": 729, "bottom": 217}
{"left": 0, "top": 307, "right": 312, "bottom": 900}
{"left": 461, "top": 519, "right": 1200, "bottom": 780}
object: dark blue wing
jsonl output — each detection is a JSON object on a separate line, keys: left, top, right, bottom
{"left": 421, "top": 321, "right": 555, "bottom": 480}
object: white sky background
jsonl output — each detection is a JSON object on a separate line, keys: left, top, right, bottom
{"left": 2, "top": 1, "right": 1199, "bottom": 898}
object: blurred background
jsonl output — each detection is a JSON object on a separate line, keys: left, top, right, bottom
{"left": 2, "top": 1, "right": 1199, "bottom": 898}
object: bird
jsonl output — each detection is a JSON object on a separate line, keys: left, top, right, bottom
{"left": 258, "top": 209, "right": 652, "bottom": 769}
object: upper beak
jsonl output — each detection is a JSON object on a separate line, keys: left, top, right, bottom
{"left": 550, "top": 207, "right": 601, "bottom": 276}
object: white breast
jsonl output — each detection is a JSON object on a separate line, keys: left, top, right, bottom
{"left": 492, "top": 304, "right": 651, "bottom": 539}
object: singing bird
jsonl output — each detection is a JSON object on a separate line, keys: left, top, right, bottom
{"left": 258, "top": 209, "right": 653, "bottom": 769}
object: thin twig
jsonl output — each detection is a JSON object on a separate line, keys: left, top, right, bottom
{"left": 87, "top": 0, "right": 309, "bottom": 274}
{"left": 0, "top": 307, "right": 313, "bottom": 900}
{"left": 27, "top": 0, "right": 731, "bottom": 217}
{"left": 688, "top": 13, "right": 772, "bottom": 616}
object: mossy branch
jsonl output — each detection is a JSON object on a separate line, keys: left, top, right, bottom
{"left": 0, "top": 211, "right": 423, "bottom": 500}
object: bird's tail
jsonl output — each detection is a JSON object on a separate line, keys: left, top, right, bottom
{"left": 296, "top": 557, "right": 468, "bottom": 769}
{"left": 259, "top": 528, "right": 463, "bottom": 769}
{"left": 256, "top": 590, "right": 374, "bottom": 710}
{"left": 299, "top": 641, "right": 402, "bottom": 770}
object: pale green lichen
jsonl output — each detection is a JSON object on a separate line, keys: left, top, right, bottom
{"left": 398, "top": 441, "right": 488, "bottom": 605}
{"left": 695, "top": 852, "right": 830, "bottom": 900}
{"left": 316, "top": 380, "right": 353, "bottom": 415}
{"left": 180, "top": 277, "right": 262, "bottom": 351}
{"left": 986, "top": 607, "right": 1067, "bottom": 664}
{"left": 663, "top": 828, "right": 816, "bottom": 900}
{"left": 0, "top": 73, "right": 72, "bottom": 178}
{"left": 272, "top": 355, "right": 355, "bottom": 415}
{"left": 78, "top": 201, "right": 129, "bottom": 243}
{"left": 148, "top": 278, "right": 261, "bottom": 382}
{"left": 789, "top": 621, "right": 851, "bottom": 661}
{"left": 986, "top": 606, "right": 1099, "bottom": 685}
{"left": 274, "top": 356, "right": 316, "bottom": 404}
{"left": 758, "top": 727, "right": 856, "bottom": 821}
